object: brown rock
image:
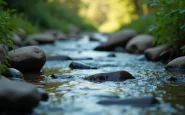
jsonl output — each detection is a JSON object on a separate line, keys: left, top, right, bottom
{"left": 0, "top": 76, "right": 40, "bottom": 112}
{"left": 8, "top": 46, "right": 46, "bottom": 72}
{"left": 165, "top": 56, "right": 185, "bottom": 72}
{"left": 94, "top": 29, "right": 136, "bottom": 51}
{"left": 126, "top": 34, "right": 154, "bottom": 54}
{"left": 144, "top": 45, "right": 172, "bottom": 61}
{"left": 25, "top": 34, "right": 55, "bottom": 45}
{"left": 84, "top": 70, "right": 134, "bottom": 82}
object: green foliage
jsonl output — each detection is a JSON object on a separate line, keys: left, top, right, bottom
{"left": 119, "top": 14, "right": 155, "bottom": 34}
{"left": 144, "top": 0, "right": 185, "bottom": 53}
{"left": 12, "top": 15, "right": 40, "bottom": 34}
{"left": 0, "top": 0, "right": 15, "bottom": 75}
{"left": 5, "top": 0, "right": 97, "bottom": 33}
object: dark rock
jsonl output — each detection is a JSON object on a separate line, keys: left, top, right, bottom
{"left": 94, "top": 29, "right": 136, "bottom": 51}
{"left": 126, "top": 35, "right": 153, "bottom": 54}
{"left": 0, "top": 76, "right": 40, "bottom": 112}
{"left": 2, "top": 68, "right": 23, "bottom": 80}
{"left": 107, "top": 53, "right": 116, "bottom": 57}
{"left": 98, "top": 96, "right": 159, "bottom": 107}
{"left": 47, "top": 55, "right": 71, "bottom": 61}
{"left": 69, "top": 61, "right": 98, "bottom": 69}
{"left": 84, "top": 70, "right": 134, "bottom": 82}
{"left": 144, "top": 45, "right": 172, "bottom": 61}
{"left": 8, "top": 46, "right": 46, "bottom": 72}
{"left": 167, "top": 77, "right": 178, "bottom": 82}
{"left": 165, "top": 56, "right": 185, "bottom": 72}
{"left": 25, "top": 34, "right": 55, "bottom": 45}
{"left": 50, "top": 74, "right": 73, "bottom": 79}
{"left": 37, "top": 88, "right": 49, "bottom": 101}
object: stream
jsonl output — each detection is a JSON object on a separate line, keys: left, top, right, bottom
{"left": 24, "top": 33, "right": 185, "bottom": 115}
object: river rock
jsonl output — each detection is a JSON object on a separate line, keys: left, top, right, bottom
{"left": 126, "top": 35, "right": 154, "bottom": 54}
{"left": 68, "top": 25, "right": 80, "bottom": 38}
{"left": 107, "top": 53, "right": 116, "bottom": 57}
{"left": 37, "top": 88, "right": 49, "bottom": 101}
{"left": 69, "top": 61, "right": 97, "bottom": 69}
{"left": 84, "top": 70, "right": 134, "bottom": 82}
{"left": 47, "top": 55, "right": 71, "bottom": 61}
{"left": 44, "top": 30, "right": 67, "bottom": 40}
{"left": 8, "top": 46, "right": 46, "bottom": 72}
{"left": 2, "top": 68, "right": 23, "bottom": 80}
{"left": 165, "top": 56, "right": 185, "bottom": 72}
{"left": 25, "top": 34, "right": 55, "bottom": 45}
{"left": 94, "top": 29, "right": 136, "bottom": 51}
{"left": 144, "top": 45, "right": 172, "bottom": 61}
{"left": 0, "top": 76, "right": 40, "bottom": 112}
{"left": 14, "top": 28, "right": 27, "bottom": 38}
{"left": 98, "top": 96, "right": 159, "bottom": 107}
{"left": 9, "top": 33, "right": 22, "bottom": 46}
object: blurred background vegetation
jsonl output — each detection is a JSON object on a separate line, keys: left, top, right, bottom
{"left": 2, "top": 0, "right": 154, "bottom": 34}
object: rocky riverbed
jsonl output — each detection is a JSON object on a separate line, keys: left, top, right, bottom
{"left": 1, "top": 30, "right": 185, "bottom": 115}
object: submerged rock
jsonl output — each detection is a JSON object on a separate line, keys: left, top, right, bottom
{"left": 8, "top": 46, "right": 46, "bottom": 72}
{"left": 98, "top": 96, "right": 159, "bottom": 107}
{"left": 165, "top": 56, "right": 185, "bottom": 72}
{"left": 126, "top": 35, "right": 153, "bottom": 54}
{"left": 0, "top": 76, "right": 40, "bottom": 112}
{"left": 47, "top": 55, "right": 71, "bottom": 61}
{"left": 85, "top": 70, "right": 134, "bottom": 82}
{"left": 37, "top": 88, "right": 49, "bottom": 101}
{"left": 2, "top": 68, "right": 23, "bottom": 81}
{"left": 94, "top": 29, "right": 136, "bottom": 51}
{"left": 107, "top": 53, "right": 116, "bottom": 57}
{"left": 144, "top": 45, "right": 172, "bottom": 61}
{"left": 69, "top": 61, "right": 98, "bottom": 69}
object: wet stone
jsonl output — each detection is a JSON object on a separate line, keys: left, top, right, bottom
{"left": 46, "top": 55, "right": 71, "bottom": 61}
{"left": 107, "top": 53, "right": 116, "bottom": 57}
{"left": 50, "top": 74, "right": 73, "bottom": 79}
{"left": 69, "top": 61, "right": 98, "bottom": 69}
{"left": 167, "top": 77, "right": 178, "bottom": 82}
{"left": 98, "top": 96, "right": 159, "bottom": 107}
{"left": 165, "top": 56, "right": 185, "bottom": 73}
{"left": 84, "top": 70, "right": 134, "bottom": 82}
{"left": 37, "top": 88, "right": 49, "bottom": 101}
{"left": 2, "top": 68, "right": 24, "bottom": 81}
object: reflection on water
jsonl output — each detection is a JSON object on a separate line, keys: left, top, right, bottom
{"left": 25, "top": 35, "right": 185, "bottom": 115}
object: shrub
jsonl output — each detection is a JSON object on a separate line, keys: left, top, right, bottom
{"left": 119, "top": 14, "right": 155, "bottom": 34}
{"left": 144, "top": 0, "right": 185, "bottom": 53}
{"left": 0, "top": 0, "right": 15, "bottom": 75}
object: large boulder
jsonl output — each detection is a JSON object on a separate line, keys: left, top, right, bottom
{"left": 94, "top": 29, "right": 136, "bottom": 51}
{"left": 165, "top": 56, "right": 185, "bottom": 72}
{"left": 144, "top": 45, "right": 172, "bottom": 61}
{"left": 8, "top": 46, "right": 46, "bottom": 72}
{"left": 24, "top": 34, "right": 55, "bottom": 45}
{"left": 126, "top": 35, "right": 154, "bottom": 54}
{"left": 84, "top": 70, "right": 134, "bottom": 82}
{"left": 0, "top": 76, "right": 40, "bottom": 112}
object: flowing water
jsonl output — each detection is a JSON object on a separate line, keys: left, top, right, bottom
{"left": 25, "top": 34, "right": 185, "bottom": 115}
